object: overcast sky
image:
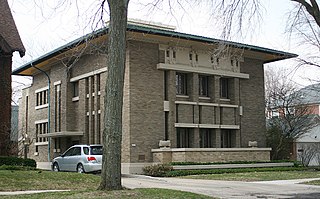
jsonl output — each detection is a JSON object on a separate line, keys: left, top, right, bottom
{"left": 9, "top": 0, "right": 320, "bottom": 97}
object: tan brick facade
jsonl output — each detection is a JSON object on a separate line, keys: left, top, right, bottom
{"left": 15, "top": 23, "right": 296, "bottom": 173}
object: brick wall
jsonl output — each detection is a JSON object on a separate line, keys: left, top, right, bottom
{"left": 152, "top": 148, "right": 271, "bottom": 164}
{"left": 240, "top": 58, "right": 266, "bottom": 147}
{"left": 128, "top": 40, "right": 164, "bottom": 163}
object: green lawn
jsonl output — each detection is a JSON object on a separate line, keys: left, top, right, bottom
{"left": 0, "top": 170, "right": 211, "bottom": 199}
{"left": 181, "top": 170, "right": 320, "bottom": 182}
{"left": 0, "top": 189, "right": 212, "bottom": 199}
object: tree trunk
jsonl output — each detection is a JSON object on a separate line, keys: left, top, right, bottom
{"left": 0, "top": 53, "right": 12, "bottom": 156}
{"left": 98, "top": 0, "right": 129, "bottom": 190}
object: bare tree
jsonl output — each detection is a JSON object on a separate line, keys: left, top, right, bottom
{"left": 288, "top": 0, "right": 320, "bottom": 69}
{"left": 98, "top": 0, "right": 129, "bottom": 190}
{"left": 297, "top": 143, "right": 319, "bottom": 166}
{"left": 265, "top": 68, "right": 319, "bottom": 160}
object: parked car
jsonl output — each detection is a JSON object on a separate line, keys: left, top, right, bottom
{"left": 52, "top": 145, "right": 103, "bottom": 173}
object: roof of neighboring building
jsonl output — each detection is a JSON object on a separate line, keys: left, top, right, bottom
{"left": 12, "top": 22, "right": 297, "bottom": 76}
{"left": 0, "top": 0, "right": 25, "bottom": 57}
{"left": 295, "top": 83, "right": 320, "bottom": 105}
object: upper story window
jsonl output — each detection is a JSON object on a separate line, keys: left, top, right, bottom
{"left": 36, "top": 88, "right": 48, "bottom": 107}
{"left": 176, "top": 73, "right": 188, "bottom": 95}
{"left": 72, "top": 81, "right": 79, "bottom": 97}
{"left": 220, "top": 78, "right": 229, "bottom": 99}
{"left": 199, "top": 75, "right": 209, "bottom": 97}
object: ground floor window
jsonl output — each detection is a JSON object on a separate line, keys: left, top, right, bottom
{"left": 36, "top": 122, "right": 48, "bottom": 143}
{"left": 177, "top": 128, "right": 192, "bottom": 148}
{"left": 221, "top": 130, "right": 234, "bottom": 148}
{"left": 200, "top": 129, "right": 214, "bottom": 148}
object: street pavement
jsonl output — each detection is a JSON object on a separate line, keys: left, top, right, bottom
{"left": 122, "top": 175, "right": 320, "bottom": 198}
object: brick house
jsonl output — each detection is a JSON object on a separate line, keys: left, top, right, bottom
{"left": 291, "top": 84, "right": 320, "bottom": 165}
{"left": 13, "top": 21, "right": 296, "bottom": 173}
{"left": 0, "top": 0, "right": 25, "bottom": 156}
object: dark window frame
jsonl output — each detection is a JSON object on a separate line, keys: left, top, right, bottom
{"left": 220, "top": 78, "right": 229, "bottom": 99}
{"left": 177, "top": 128, "right": 191, "bottom": 148}
{"left": 200, "top": 129, "right": 213, "bottom": 148}
{"left": 73, "top": 81, "right": 79, "bottom": 97}
{"left": 199, "top": 75, "right": 209, "bottom": 97}
{"left": 176, "top": 73, "right": 188, "bottom": 95}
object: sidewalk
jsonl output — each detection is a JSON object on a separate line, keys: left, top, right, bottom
{"left": 1, "top": 176, "right": 320, "bottom": 198}
{"left": 0, "top": 190, "right": 70, "bottom": 196}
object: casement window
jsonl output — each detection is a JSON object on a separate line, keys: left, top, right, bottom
{"left": 200, "top": 129, "right": 214, "bottom": 148}
{"left": 73, "top": 81, "right": 79, "bottom": 97}
{"left": 176, "top": 73, "right": 188, "bottom": 95}
{"left": 54, "top": 84, "right": 61, "bottom": 132}
{"left": 220, "top": 78, "right": 229, "bottom": 99}
{"left": 36, "top": 89, "right": 48, "bottom": 106}
{"left": 97, "top": 74, "right": 101, "bottom": 92}
{"left": 36, "top": 121, "right": 48, "bottom": 143}
{"left": 177, "top": 128, "right": 191, "bottom": 148}
{"left": 221, "top": 130, "right": 233, "bottom": 148}
{"left": 199, "top": 75, "right": 209, "bottom": 97}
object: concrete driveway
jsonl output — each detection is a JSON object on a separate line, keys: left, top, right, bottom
{"left": 122, "top": 175, "right": 320, "bottom": 199}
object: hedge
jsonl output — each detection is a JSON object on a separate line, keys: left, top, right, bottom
{"left": 0, "top": 156, "right": 36, "bottom": 168}
{"left": 164, "top": 167, "right": 307, "bottom": 177}
{"left": 169, "top": 160, "right": 300, "bottom": 166}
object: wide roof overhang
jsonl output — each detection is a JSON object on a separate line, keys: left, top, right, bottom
{"left": 12, "top": 24, "right": 298, "bottom": 76}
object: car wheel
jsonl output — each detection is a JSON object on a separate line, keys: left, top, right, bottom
{"left": 77, "top": 163, "right": 85, "bottom": 173}
{"left": 53, "top": 163, "right": 60, "bottom": 172}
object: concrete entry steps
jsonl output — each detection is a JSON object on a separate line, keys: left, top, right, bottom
{"left": 172, "top": 162, "right": 295, "bottom": 170}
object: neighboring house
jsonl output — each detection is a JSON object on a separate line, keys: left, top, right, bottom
{"left": 11, "top": 105, "right": 19, "bottom": 141}
{"left": 0, "top": 0, "right": 25, "bottom": 156}
{"left": 10, "top": 105, "right": 19, "bottom": 155}
{"left": 292, "top": 84, "right": 320, "bottom": 165}
{"left": 12, "top": 20, "right": 296, "bottom": 173}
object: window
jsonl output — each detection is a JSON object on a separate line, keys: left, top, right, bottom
{"left": 36, "top": 89, "right": 48, "bottom": 106}
{"left": 97, "top": 74, "right": 101, "bottom": 92}
{"left": 54, "top": 84, "right": 61, "bottom": 132}
{"left": 73, "top": 81, "right": 79, "bottom": 97}
{"left": 220, "top": 78, "right": 229, "bottom": 99}
{"left": 176, "top": 73, "right": 188, "bottom": 95}
{"left": 83, "top": 147, "right": 89, "bottom": 155}
{"left": 200, "top": 129, "right": 214, "bottom": 148}
{"left": 91, "top": 76, "right": 95, "bottom": 93}
{"left": 63, "top": 148, "right": 75, "bottom": 157}
{"left": 189, "top": 53, "right": 193, "bottom": 61}
{"left": 199, "top": 75, "right": 209, "bottom": 97}
{"left": 73, "top": 147, "right": 81, "bottom": 156}
{"left": 166, "top": 50, "right": 170, "bottom": 58}
{"left": 221, "top": 130, "right": 233, "bottom": 148}
{"left": 177, "top": 128, "right": 191, "bottom": 148}
{"left": 36, "top": 122, "right": 48, "bottom": 143}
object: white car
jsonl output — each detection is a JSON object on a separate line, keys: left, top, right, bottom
{"left": 52, "top": 145, "right": 103, "bottom": 173}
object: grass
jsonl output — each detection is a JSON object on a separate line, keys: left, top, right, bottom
{"left": 181, "top": 170, "right": 320, "bottom": 181}
{"left": 0, "top": 188, "right": 212, "bottom": 199}
{"left": 0, "top": 170, "right": 211, "bottom": 199}
{"left": 0, "top": 170, "right": 100, "bottom": 191}
{"left": 303, "top": 180, "right": 320, "bottom": 186}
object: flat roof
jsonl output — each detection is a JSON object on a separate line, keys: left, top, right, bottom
{"left": 12, "top": 23, "right": 298, "bottom": 76}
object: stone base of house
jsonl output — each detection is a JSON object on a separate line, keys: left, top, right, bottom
{"left": 37, "top": 162, "right": 52, "bottom": 170}
{"left": 121, "top": 163, "right": 152, "bottom": 174}
{"left": 151, "top": 148, "right": 272, "bottom": 164}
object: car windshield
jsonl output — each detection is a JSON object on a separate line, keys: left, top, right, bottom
{"left": 90, "top": 146, "right": 103, "bottom": 155}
